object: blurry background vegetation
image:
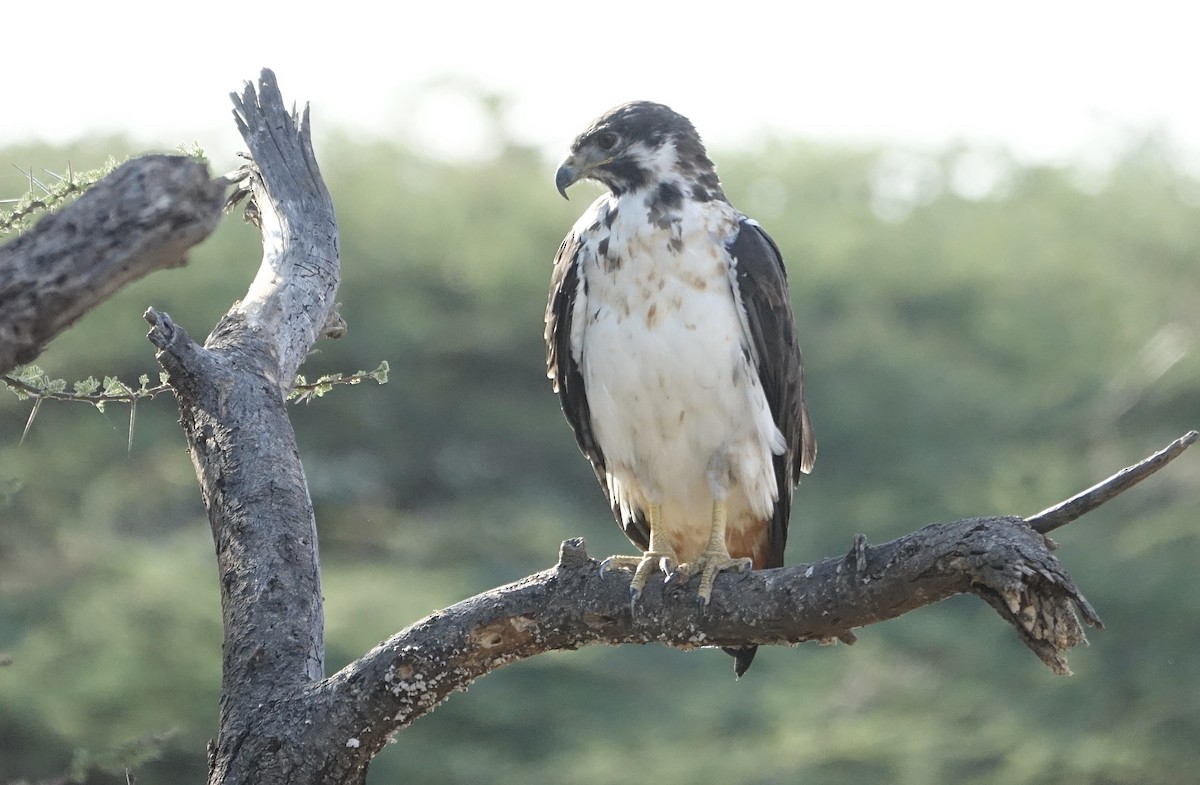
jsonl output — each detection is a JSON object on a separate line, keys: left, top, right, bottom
{"left": 0, "top": 101, "right": 1197, "bottom": 785}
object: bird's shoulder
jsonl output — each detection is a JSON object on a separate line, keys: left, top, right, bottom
{"left": 578, "top": 187, "right": 745, "bottom": 267}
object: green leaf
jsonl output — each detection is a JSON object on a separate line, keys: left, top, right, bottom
{"left": 11, "top": 364, "right": 45, "bottom": 385}
{"left": 103, "top": 376, "right": 132, "bottom": 397}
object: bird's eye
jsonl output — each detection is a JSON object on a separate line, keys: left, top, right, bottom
{"left": 596, "top": 131, "right": 619, "bottom": 151}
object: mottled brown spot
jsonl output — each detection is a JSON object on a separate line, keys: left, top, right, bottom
{"left": 645, "top": 303, "right": 659, "bottom": 327}
{"left": 464, "top": 615, "right": 539, "bottom": 665}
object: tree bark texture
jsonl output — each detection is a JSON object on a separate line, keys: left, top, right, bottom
{"left": 143, "top": 70, "right": 340, "bottom": 785}
{"left": 0, "top": 155, "right": 225, "bottom": 375}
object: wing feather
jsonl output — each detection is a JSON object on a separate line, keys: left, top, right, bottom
{"left": 727, "top": 218, "right": 816, "bottom": 569}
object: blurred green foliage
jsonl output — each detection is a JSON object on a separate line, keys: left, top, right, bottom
{"left": 0, "top": 120, "right": 1197, "bottom": 785}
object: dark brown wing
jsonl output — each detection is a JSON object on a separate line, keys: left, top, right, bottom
{"left": 727, "top": 217, "right": 816, "bottom": 570}
{"left": 545, "top": 231, "right": 651, "bottom": 551}
{"left": 720, "top": 219, "right": 816, "bottom": 676}
{"left": 724, "top": 217, "right": 816, "bottom": 676}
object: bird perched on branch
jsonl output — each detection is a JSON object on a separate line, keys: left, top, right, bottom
{"left": 545, "top": 101, "right": 816, "bottom": 675}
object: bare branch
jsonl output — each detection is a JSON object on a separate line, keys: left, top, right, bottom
{"left": 223, "top": 69, "right": 339, "bottom": 394}
{"left": 145, "top": 69, "right": 340, "bottom": 785}
{"left": 314, "top": 515, "right": 1100, "bottom": 763}
{"left": 0, "top": 155, "right": 226, "bottom": 375}
{"left": 1026, "top": 430, "right": 1198, "bottom": 533}
{"left": 311, "top": 436, "right": 1193, "bottom": 765}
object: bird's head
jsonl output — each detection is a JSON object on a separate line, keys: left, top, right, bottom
{"left": 555, "top": 101, "right": 719, "bottom": 199}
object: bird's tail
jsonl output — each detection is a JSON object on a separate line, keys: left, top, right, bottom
{"left": 724, "top": 645, "right": 757, "bottom": 677}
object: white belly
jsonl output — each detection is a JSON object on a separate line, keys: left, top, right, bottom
{"left": 576, "top": 202, "right": 783, "bottom": 564}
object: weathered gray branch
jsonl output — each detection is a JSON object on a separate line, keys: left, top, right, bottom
{"left": 304, "top": 432, "right": 1194, "bottom": 769}
{"left": 143, "top": 70, "right": 1197, "bottom": 785}
{"left": 1026, "top": 429, "right": 1198, "bottom": 533}
{"left": 0, "top": 155, "right": 225, "bottom": 375}
{"left": 145, "top": 69, "right": 338, "bottom": 785}
{"left": 326, "top": 518, "right": 1091, "bottom": 756}
{"left": 223, "top": 75, "right": 340, "bottom": 391}
{"left": 197, "top": 421, "right": 1197, "bottom": 781}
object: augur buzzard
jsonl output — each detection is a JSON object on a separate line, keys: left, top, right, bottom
{"left": 545, "top": 101, "right": 816, "bottom": 675}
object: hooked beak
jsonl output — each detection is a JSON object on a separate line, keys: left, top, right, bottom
{"left": 555, "top": 158, "right": 580, "bottom": 200}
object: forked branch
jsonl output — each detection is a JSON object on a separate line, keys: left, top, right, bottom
{"left": 137, "top": 70, "right": 1196, "bottom": 785}
{"left": 321, "top": 431, "right": 1194, "bottom": 764}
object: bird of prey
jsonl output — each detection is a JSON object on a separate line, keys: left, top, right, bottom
{"left": 545, "top": 101, "right": 816, "bottom": 675}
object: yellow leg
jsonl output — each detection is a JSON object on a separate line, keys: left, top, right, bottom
{"left": 600, "top": 503, "right": 677, "bottom": 604}
{"left": 675, "top": 498, "right": 752, "bottom": 605}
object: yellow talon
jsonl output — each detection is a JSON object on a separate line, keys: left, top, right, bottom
{"left": 599, "top": 504, "right": 676, "bottom": 604}
{"left": 674, "top": 498, "right": 752, "bottom": 605}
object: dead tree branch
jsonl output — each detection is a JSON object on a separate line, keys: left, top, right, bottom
{"left": 1026, "top": 430, "right": 1198, "bottom": 533}
{"left": 320, "top": 427, "right": 1194, "bottom": 763}
{"left": 0, "top": 155, "right": 225, "bottom": 375}
{"left": 140, "top": 71, "right": 1197, "bottom": 784}
{"left": 144, "top": 69, "right": 339, "bottom": 785}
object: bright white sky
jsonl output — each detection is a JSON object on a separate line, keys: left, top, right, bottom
{"left": 5, "top": 0, "right": 1198, "bottom": 170}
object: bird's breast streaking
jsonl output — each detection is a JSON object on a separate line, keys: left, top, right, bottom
{"left": 569, "top": 192, "right": 784, "bottom": 568}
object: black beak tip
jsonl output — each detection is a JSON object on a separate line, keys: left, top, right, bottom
{"left": 555, "top": 164, "right": 576, "bottom": 200}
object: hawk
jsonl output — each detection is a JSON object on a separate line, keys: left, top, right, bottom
{"left": 545, "top": 101, "right": 816, "bottom": 675}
